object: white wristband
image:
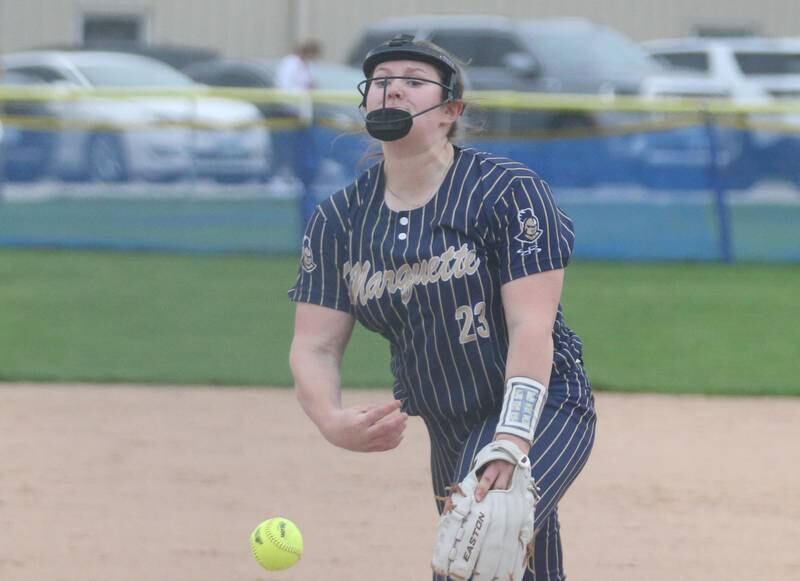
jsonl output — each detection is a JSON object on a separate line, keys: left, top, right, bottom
{"left": 496, "top": 376, "right": 547, "bottom": 445}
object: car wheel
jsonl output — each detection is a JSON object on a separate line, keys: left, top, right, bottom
{"left": 86, "top": 134, "right": 128, "bottom": 182}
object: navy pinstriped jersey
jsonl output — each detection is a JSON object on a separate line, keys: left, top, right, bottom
{"left": 288, "top": 146, "right": 585, "bottom": 423}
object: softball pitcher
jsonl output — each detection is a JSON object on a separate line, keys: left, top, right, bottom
{"left": 288, "top": 35, "right": 596, "bottom": 580}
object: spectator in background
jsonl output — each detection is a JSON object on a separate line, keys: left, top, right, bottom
{"left": 275, "top": 40, "right": 323, "bottom": 226}
{"left": 276, "top": 40, "right": 321, "bottom": 92}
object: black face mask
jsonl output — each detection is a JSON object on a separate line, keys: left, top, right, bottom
{"left": 364, "top": 108, "right": 413, "bottom": 142}
{"left": 358, "top": 75, "right": 456, "bottom": 142}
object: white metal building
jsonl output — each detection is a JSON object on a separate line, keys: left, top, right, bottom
{"left": 0, "top": 0, "right": 798, "bottom": 63}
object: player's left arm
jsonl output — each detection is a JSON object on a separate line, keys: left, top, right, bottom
{"left": 474, "top": 268, "right": 563, "bottom": 501}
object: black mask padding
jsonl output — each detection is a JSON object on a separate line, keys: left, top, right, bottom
{"left": 365, "top": 107, "right": 413, "bottom": 141}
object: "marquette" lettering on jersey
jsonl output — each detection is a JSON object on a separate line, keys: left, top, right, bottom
{"left": 342, "top": 244, "right": 481, "bottom": 306}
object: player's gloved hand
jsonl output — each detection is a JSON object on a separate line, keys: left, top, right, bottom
{"left": 431, "top": 440, "right": 537, "bottom": 581}
{"left": 475, "top": 434, "right": 531, "bottom": 501}
{"left": 320, "top": 399, "right": 407, "bottom": 452}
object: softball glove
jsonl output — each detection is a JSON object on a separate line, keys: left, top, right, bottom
{"left": 431, "top": 440, "right": 537, "bottom": 580}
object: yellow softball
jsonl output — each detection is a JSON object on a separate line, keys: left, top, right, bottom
{"left": 250, "top": 517, "right": 304, "bottom": 571}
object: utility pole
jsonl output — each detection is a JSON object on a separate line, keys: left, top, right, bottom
{"left": 289, "top": 0, "right": 311, "bottom": 47}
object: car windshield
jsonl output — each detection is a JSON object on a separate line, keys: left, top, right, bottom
{"left": 76, "top": 60, "right": 195, "bottom": 87}
{"left": 735, "top": 51, "right": 800, "bottom": 75}
{"left": 520, "top": 23, "right": 663, "bottom": 77}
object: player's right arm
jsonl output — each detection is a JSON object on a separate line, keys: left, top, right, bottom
{"left": 290, "top": 302, "right": 407, "bottom": 453}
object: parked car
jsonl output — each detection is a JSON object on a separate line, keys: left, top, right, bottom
{"left": 347, "top": 15, "right": 668, "bottom": 132}
{"left": 1, "top": 70, "right": 57, "bottom": 181}
{"left": 184, "top": 58, "right": 365, "bottom": 192}
{"left": 644, "top": 37, "right": 800, "bottom": 100}
{"left": 346, "top": 16, "right": 679, "bottom": 187}
{"left": 1, "top": 51, "right": 271, "bottom": 182}
{"left": 37, "top": 42, "right": 221, "bottom": 71}
{"left": 643, "top": 37, "right": 800, "bottom": 186}
{"left": 182, "top": 58, "right": 363, "bottom": 128}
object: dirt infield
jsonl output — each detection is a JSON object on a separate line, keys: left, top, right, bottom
{"left": 1, "top": 385, "right": 798, "bottom": 581}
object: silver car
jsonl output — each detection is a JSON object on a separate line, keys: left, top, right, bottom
{"left": 1, "top": 50, "right": 271, "bottom": 182}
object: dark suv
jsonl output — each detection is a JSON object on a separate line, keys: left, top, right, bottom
{"left": 347, "top": 15, "right": 665, "bottom": 132}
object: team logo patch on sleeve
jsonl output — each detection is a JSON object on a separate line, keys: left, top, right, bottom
{"left": 301, "top": 235, "right": 317, "bottom": 273}
{"left": 514, "top": 208, "right": 543, "bottom": 256}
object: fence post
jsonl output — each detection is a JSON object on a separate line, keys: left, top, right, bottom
{"left": 295, "top": 91, "right": 318, "bottom": 234}
{"left": 0, "top": 104, "right": 5, "bottom": 202}
{"left": 189, "top": 93, "right": 198, "bottom": 197}
{"left": 0, "top": 126, "right": 5, "bottom": 203}
{"left": 703, "top": 112, "right": 734, "bottom": 263}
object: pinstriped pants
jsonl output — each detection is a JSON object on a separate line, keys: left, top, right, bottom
{"left": 428, "top": 368, "right": 597, "bottom": 581}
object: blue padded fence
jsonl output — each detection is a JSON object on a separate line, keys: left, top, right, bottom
{"left": 1, "top": 115, "right": 798, "bottom": 262}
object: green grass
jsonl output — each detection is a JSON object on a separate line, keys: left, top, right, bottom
{"left": 0, "top": 249, "right": 797, "bottom": 395}
{"left": 561, "top": 262, "right": 799, "bottom": 395}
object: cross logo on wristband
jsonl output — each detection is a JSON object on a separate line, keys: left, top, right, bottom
{"left": 508, "top": 383, "right": 540, "bottom": 425}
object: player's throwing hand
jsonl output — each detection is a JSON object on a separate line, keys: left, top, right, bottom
{"left": 321, "top": 400, "right": 407, "bottom": 452}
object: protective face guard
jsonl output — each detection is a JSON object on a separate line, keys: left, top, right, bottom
{"left": 358, "top": 34, "right": 463, "bottom": 141}
{"left": 357, "top": 75, "right": 458, "bottom": 142}
{"left": 357, "top": 75, "right": 455, "bottom": 106}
